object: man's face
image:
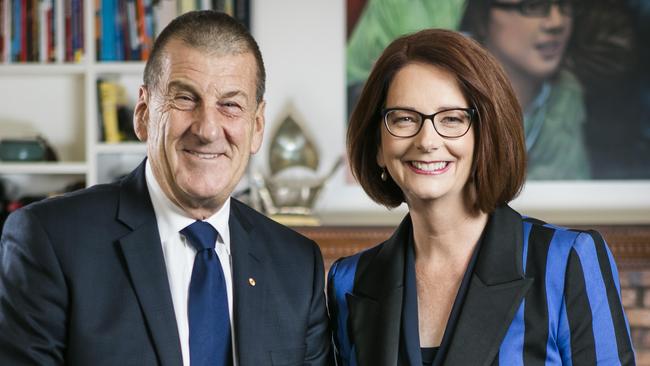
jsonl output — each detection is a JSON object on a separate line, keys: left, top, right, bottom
{"left": 134, "top": 39, "right": 265, "bottom": 219}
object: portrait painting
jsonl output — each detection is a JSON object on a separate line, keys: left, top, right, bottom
{"left": 346, "top": 0, "right": 650, "bottom": 181}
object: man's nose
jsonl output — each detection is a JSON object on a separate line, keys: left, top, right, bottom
{"left": 191, "top": 103, "right": 221, "bottom": 142}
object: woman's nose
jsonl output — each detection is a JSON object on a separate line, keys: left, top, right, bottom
{"left": 414, "top": 118, "right": 442, "bottom": 152}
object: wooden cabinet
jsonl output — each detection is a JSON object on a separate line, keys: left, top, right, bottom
{"left": 295, "top": 225, "right": 650, "bottom": 271}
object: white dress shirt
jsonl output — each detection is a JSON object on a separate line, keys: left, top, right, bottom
{"left": 145, "top": 161, "right": 237, "bottom": 366}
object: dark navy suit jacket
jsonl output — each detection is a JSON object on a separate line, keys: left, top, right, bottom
{"left": 0, "top": 161, "right": 331, "bottom": 365}
{"left": 328, "top": 205, "right": 635, "bottom": 366}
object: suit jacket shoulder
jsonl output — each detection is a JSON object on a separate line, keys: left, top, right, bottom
{"left": 512, "top": 216, "right": 636, "bottom": 365}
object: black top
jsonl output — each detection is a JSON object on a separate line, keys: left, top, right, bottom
{"left": 403, "top": 229, "right": 484, "bottom": 366}
{"left": 421, "top": 346, "right": 439, "bottom": 366}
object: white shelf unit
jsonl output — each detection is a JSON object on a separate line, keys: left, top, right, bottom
{"left": 1, "top": 0, "right": 253, "bottom": 201}
{"left": 0, "top": 0, "right": 148, "bottom": 200}
{"left": 0, "top": 162, "right": 87, "bottom": 175}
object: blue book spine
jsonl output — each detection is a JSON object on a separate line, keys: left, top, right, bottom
{"left": 100, "top": 0, "right": 116, "bottom": 60}
{"left": 11, "top": 0, "right": 20, "bottom": 61}
{"left": 113, "top": 0, "right": 123, "bottom": 60}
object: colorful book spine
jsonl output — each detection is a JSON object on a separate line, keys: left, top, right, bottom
{"left": 125, "top": 0, "right": 138, "bottom": 60}
{"left": 0, "top": 0, "right": 5, "bottom": 62}
{"left": 100, "top": 0, "right": 116, "bottom": 60}
{"left": 135, "top": 0, "right": 148, "bottom": 59}
{"left": 113, "top": 0, "right": 123, "bottom": 60}
{"left": 73, "top": 0, "right": 82, "bottom": 61}
{"left": 98, "top": 79, "right": 121, "bottom": 143}
{"left": 142, "top": 0, "right": 151, "bottom": 59}
{"left": 64, "top": 0, "right": 71, "bottom": 60}
{"left": 19, "top": 0, "right": 26, "bottom": 61}
{"left": 151, "top": 0, "right": 173, "bottom": 39}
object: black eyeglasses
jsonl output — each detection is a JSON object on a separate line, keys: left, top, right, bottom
{"left": 382, "top": 107, "right": 476, "bottom": 138}
{"left": 491, "top": 0, "right": 573, "bottom": 17}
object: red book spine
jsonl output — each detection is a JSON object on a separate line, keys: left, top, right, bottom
{"left": 20, "top": 0, "right": 26, "bottom": 61}
{"left": 64, "top": 0, "right": 70, "bottom": 61}
{"left": 135, "top": 0, "right": 146, "bottom": 60}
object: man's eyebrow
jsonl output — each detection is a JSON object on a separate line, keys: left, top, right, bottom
{"left": 167, "top": 80, "right": 198, "bottom": 94}
{"left": 218, "top": 89, "right": 249, "bottom": 100}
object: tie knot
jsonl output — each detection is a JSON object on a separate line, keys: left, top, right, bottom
{"left": 181, "top": 221, "right": 218, "bottom": 251}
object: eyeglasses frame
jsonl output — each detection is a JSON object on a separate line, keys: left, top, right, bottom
{"left": 381, "top": 107, "right": 477, "bottom": 139}
{"left": 490, "top": 0, "right": 574, "bottom": 17}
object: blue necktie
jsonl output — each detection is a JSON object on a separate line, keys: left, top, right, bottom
{"left": 181, "top": 221, "right": 232, "bottom": 366}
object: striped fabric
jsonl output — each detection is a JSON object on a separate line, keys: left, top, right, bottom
{"left": 327, "top": 207, "right": 635, "bottom": 366}
{"left": 497, "top": 218, "right": 635, "bottom": 366}
{"left": 328, "top": 253, "right": 362, "bottom": 366}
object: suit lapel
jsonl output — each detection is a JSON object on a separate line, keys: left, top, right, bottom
{"left": 229, "top": 200, "right": 265, "bottom": 364}
{"left": 348, "top": 216, "right": 412, "bottom": 366}
{"left": 400, "top": 236, "right": 422, "bottom": 366}
{"left": 116, "top": 161, "right": 183, "bottom": 366}
{"left": 442, "top": 205, "right": 533, "bottom": 366}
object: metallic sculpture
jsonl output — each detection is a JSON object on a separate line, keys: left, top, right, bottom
{"left": 253, "top": 113, "right": 342, "bottom": 224}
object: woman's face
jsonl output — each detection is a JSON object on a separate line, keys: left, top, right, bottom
{"left": 484, "top": 2, "right": 573, "bottom": 82}
{"left": 377, "top": 63, "right": 475, "bottom": 207}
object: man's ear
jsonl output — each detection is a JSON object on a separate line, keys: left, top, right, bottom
{"left": 250, "top": 100, "right": 266, "bottom": 154}
{"left": 133, "top": 85, "right": 150, "bottom": 142}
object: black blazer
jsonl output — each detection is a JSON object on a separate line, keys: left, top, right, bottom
{"left": 328, "top": 205, "right": 635, "bottom": 366}
{"left": 0, "top": 161, "right": 331, "bottom": 365}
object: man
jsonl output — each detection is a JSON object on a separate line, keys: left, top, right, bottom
{"left": 0, "top": 11, "right": 331, "bottom": 365}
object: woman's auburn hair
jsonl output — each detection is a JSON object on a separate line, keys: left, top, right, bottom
{"left": 347, "top": 28, "right": 526, "bottom": 213}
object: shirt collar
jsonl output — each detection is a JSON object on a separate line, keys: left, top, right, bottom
{"left": 145, "top": 160, "right": 231, "bottom": 254}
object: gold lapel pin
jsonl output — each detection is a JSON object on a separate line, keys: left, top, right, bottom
{"left": 248, "top": 278, "right": 256, "bottom": 287}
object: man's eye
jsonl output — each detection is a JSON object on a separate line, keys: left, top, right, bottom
{"left": 219, "top": 101, "right": 244, "bottom": 114}
{"left": 173, "top": 95, "right": 197, "bottom": 110}
{"left": 175, "top": 95, "right": 195, "bottom": 102}
{"left": 221, "top": 101, "right": 241, "bottom": 109}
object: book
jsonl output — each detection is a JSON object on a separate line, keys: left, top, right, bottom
{"left": 0, "top": 0, "right": 6, "bottom": 62}
{"left": 124, "top": 0, "right": 138, "bottom": 59}
{"left": 152, "top": 0, "right": 173, "bottom": 39}
{"left": 97, "top": 79, "right": 121, "bottom": 143}
{"left": 73, "top": 0, "right": 82, "bottom": 61}
{"left": 99, "top": 0, "right": 117, "bottom": 60}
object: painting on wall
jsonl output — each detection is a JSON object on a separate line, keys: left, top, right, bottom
{"left": 346, "top": 0, "right": 650, "bottom": 181}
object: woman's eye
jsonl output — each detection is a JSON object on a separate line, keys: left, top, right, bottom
{"left": 440, "top": 117, "right": 464, "bottom": 125}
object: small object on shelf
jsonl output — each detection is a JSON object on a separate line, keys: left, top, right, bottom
{"left": 97, "top": 79, "right": 136, "bottom": 143}
{"left": 0, "top": 135, "right": 58, "bottom": 162}
{"left": 253, "top": 111, "right": 343, "bottom": 224}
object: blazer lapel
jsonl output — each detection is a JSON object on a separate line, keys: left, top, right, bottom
{"left": 229, "top": 200, "right": 265, "bottom": 364}
{"left": 116, "top": 161, "right": 183, "bottom": 366}
{"left": 442, "top": 205, "right": 533, "bottom": 366}
{"left": 348, "top": 216, "right": 412, "bottom": 366}
{"left": 400, "top": 237, "right": 422, "bottom": 366}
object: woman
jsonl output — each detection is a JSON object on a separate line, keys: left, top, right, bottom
{"left": 347, "top": 0, "right": 590, "bottom": 179}
{"left": 328, "top": 29, "right": 634, "bottom": 365}
{"left": 460, "top": 0, "right": 589, "bottom": 179}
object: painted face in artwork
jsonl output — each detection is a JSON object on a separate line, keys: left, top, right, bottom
{"left": 485, "top": 1, "right": 573, "bottom": 82}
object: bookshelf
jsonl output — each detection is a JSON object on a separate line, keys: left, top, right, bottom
{"left": 0, "top": 0, "right": 249, "bottom": 204}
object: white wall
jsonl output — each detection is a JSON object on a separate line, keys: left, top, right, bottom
{"left": 251, "top": 0, "right": 400, "bottom": 218}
